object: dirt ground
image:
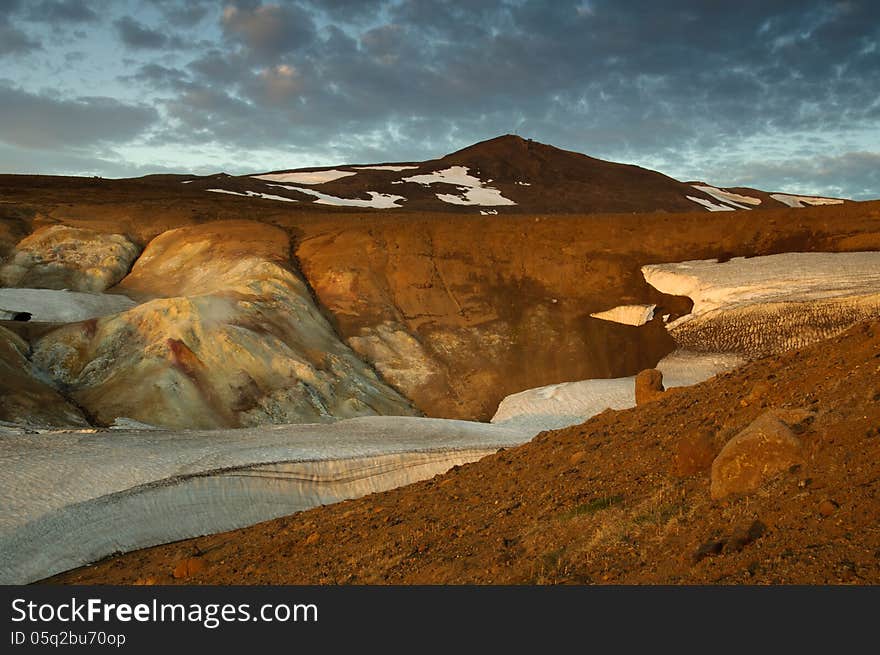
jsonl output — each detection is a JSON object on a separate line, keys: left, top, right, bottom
{"left": 49, "top": 319, "right": 880, "bottom": 585}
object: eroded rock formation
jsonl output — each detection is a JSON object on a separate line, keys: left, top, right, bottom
{"left": 0, "top": 225, "right": 140, "bottom": 292}
{"left": 31, "top": 221, "right": 416, "bottom": 429}
{"left": 0, "top": 325, "right": 88, "bottom": 428}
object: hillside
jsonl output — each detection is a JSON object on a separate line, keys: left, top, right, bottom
{"left": 49, "top": 318, "right": 880, "bottom": 585}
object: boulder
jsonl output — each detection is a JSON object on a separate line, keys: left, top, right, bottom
{"left": 635, "top": 368, "right": 665, "bottom": 405}
{"left": 710, "top": 411, "right": 805, "bottom": 499}
{"left": 0, "top": 225, "right": 140, "bottom": 292}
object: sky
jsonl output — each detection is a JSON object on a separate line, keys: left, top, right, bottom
{"left": 0, "top": 0, "right": 878, "bottom": 199}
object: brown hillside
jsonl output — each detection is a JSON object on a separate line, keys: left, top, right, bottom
{"left": 49, "top": 319, "right": 880, "bottom": 585}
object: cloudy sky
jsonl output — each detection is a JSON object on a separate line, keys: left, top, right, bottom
{"left": 0, "top": 0, "right": 878, "bottom": 198}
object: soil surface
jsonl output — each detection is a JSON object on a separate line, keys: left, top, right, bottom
{"left": 49, "top": 319, "right": 880, "bottom": 585}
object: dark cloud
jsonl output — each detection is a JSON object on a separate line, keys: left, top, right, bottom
{"left": 114, "top": 15, "right": 185, "bottom": 50}
{"left": 145, "top": 0, "right": 212, "bottom": 27}
{"left": 26, "top": 0, "right": 98, "bottom": 23}
{"left": 0, "top": 83, "right": 158, "bottom": 149}
{"left": 121, "top": 63, "right": 191, "bottom": 91}
{"left": 221, "top": 2, "right": 316, "bottom": 58}
{"left": 0, "top": 0, "right": 41, "bottom": 55}
{"left": 0, "top": 24, "right": 41, "bottom": 56}
{"left": 301, "top": 0, "right": 389, "bottom": 23}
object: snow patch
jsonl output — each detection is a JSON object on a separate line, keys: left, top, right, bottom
{"left": 491, "top": 350, "right": 744, "bottom": 432}
{"left": 352, "top": 165, "right": 419, "bottom": 171}
{"left": 266, "top": 184, "right": 405, "bottom": 208}
{"left": 0, "top": 288, "right": 136, "bottom": 323}
{"left": 590, "top": 304, "right": 656, "bottom": 326}
{"left": 480, "top": 210, "right": 499, "bottom": 215}
{"left": 686, "top": 195, "right": 736, "bottom": 211}
{"left": 252, "top": 169, "right": 357, "bottom": 184}
{"left": 770, "top": 193, "right": 844, "bottom": 208}
{"left": 691, "top": 184, "right": 761, "bottom": 209}
{"left": 401, "top": 166, "right": 517, "bottom": 206}
{"left": 206, "top": 188, "right": 298, "bottom": 202}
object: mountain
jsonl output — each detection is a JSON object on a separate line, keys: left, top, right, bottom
{"left": 181, "top": 134, "right": 847, "bottom": 214}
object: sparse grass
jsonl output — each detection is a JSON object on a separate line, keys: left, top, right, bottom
{"left": 633, "top": 501, "right": 683, "bottom": 526}
{"left": 559, "top": 494, "right": 624, "bottom": 521}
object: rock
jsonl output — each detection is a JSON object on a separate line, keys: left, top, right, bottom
{"left": 693, "top": 520, "right": 766, "bottom": 562}
{"left": 569, "top": 450, "right": 587, "bottom": 466}
{"left": 724, "top": 519, "right": 767, "bottom": 552}
{"left": 693, "top": 538, "right": 725, "bottom": 562}
{"left": 818, "top": 499, "right": 839, "bottom": 517}
{"left": 672, "top": 431, "right": 716, "bottom": 477}
{"left": 0, "top": 225, "right": 140, "bottom": 292}
{"left": 305, "top": 532, "right": 321, "bottom": 545}
{"left": 635, "top": 369, "right": 665, "bottom": 405}
{"left": 172, "top": 557, "right": 205, "bottom": 579}
{"left": 710, "top": 411, "right": 805, "bottom": 499}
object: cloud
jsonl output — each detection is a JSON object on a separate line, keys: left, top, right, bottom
{"left": 114, "top": 16, "right": 185, "bottom": 50}
{"left": 0, "top": 24, "right": 41, "bottom": 56}
{"left": 0, "top": 1, "right": 41, "bottom": 55}
{"left": 711, "top": 151, "right": 880, "bottom": 200}
{"left": 26, "top": 0, "right": 98, "bottom": 23}
{"left": 0, "top": 0, "right": 877, "bottom": 199}
{"left": 221, "top": 2, "right": 316, "bottom": 58}
{"left": 0, "top": 83, "right": 158, "bottom": 149}
{"left": 145, "top": 0, "right": 212, "bottom": 27}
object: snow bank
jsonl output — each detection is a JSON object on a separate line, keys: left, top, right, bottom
{"left": 352, "top": 165, "right": 419, "bottom": 171}
{"left": 641, "top": 251, "right": 880, "bottom": 327}
{"left": 266, "top": 184, "right": 405, "bottom": 208}
{"left": 643, "top": 252, "right": 880, "bottom": 357}
{"left": 686, "top": 195, "right": 736, "bottom": 211}
{"left": 402, "top": 166, "right": 517, "bottom": 206}
{"left": 206, "top": 188, "right": 299, "bottom": 202}
{"left": 770, "top": 193, "right": 844, "bottom": 208}
{"left": 491, "top": 350, "right": 743, "bottom": 433}
{"left": 0, "top": 416, "right": 532, "bottom": 583}
{"left": 691, "top": 184, "right": 761, "bottom": 209}
{"left": 252, "top": 169, "right": 357, "bottom": 184}
{"left": 0, "top": 288, "right": 136, "bottom": 323}
{"left": 590, "top": 304, "right": 656, "bottom": 326}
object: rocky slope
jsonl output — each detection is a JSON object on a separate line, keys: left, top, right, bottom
{"left": 50, "top": 319, "right": 880, "bottom": 585}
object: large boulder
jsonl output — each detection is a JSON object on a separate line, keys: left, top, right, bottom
{"left": 0, "top": 225, "right": 140, "bottom": 292}
{"left": 635, "top": 368, "right": 665, "bottom": 405}
{"left": 31, "top": 221, "right": 417, "bottom": 429}
{"left": 710, "top": 411, "right": 805, "bottom": 499}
